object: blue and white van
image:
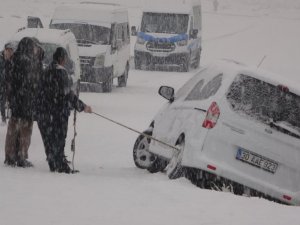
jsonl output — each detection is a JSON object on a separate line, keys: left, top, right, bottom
{"left": 132, "top": 0, "right": 202, "bottom": 72}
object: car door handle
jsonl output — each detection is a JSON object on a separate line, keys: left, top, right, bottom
{"left": 194, "top": 107, "right": 207, "bottom": 113}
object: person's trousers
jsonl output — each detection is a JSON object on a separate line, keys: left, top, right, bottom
{"left": 0, "top": 98, "right": 5, "bottom": 122}
{"left": 5, "top": 118, "right": 33, "bottom": 162}
{"left": 38, "top": 116, "right": 69, "bottom": 169}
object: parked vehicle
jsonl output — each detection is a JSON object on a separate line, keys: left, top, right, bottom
{"left": 132, "top": 0, "right": 202, "bottom": 71}
{"left": 9, "top": 27, "right": 80, "bottom": 92}
{"left": 133, "top": 59, "right": 300, "bottom": 205}
{"left": 50, "top": 2, "right": 130, "bottom": 92}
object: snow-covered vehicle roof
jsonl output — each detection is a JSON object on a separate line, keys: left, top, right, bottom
{"left": 205, "top": 59, "right": 300, "bottom": 97}
{"left": 50, "top": 2, "right": 128, "bottom": 28}
{"left": 10, "top": 27, "right": 76, "bottom": 46}
{"left": 142, "top": 0, "right": 201, "bottom": 14}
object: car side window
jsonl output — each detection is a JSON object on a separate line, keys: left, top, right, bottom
{"left": 198, "top": 73, "right": 223, "bottom": 100}
{"left": 185, "top": 79, "right": 204, "bottom": 101}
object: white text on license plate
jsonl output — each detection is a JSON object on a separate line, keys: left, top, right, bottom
{"left": 236, "top": 149, "right": 278, "bottom": 174}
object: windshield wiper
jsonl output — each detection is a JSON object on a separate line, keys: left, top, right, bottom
{"left": 77, "top": 39, "right": 97, "bottom": 45}
{"left": 268, "top": 120, "right": 300, "bottom": 139}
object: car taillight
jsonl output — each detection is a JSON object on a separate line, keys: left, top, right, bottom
{"left": 202, "top": 102, "right": 220, "bottom": 129}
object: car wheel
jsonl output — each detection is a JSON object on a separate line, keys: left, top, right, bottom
{"left": 118, "top": 64, "right": 129, "bottom": 87}
{"left": 133, "top": 133, "right": 168, "bottom": 173}
{"left": 166, "top": 137, "right": 185, "bottom": 179}
{"left": 102, "top": 69, "right": 113, "bottom": 92}
{"left": 134, "top": 57, "right": 141, "bottom": 70}
{"left": 182, "top": 55, "right": 190, "bottom": 72}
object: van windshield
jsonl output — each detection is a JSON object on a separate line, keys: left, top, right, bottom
{"left": 141, "top": 12, "right": 189, "bottom": 34}
{"left": 227, "top": 74, "right": 300, "bottom": 136}
{"left": 50, "top": 23, "right": 111, "bottom": 45}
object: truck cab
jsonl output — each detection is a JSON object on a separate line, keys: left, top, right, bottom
{"left": 50, "top": 2, "right": 130, "bottom": 92}
{"left": 132, "top": 0, "right": 202, "bottom": 72}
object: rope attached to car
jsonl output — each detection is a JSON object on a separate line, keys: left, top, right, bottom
{"left": 92, "top": 112, "right": 180, "bottom": 152}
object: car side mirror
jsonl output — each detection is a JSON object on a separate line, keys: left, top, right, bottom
{"left": 131, "top": 26, "right": 137, "bottom": 36}
{"left": 159, "top": 86, "right": 175, "bottom": 102}
{"left": 190, "top": 29, "right": 198, "bottom": 39}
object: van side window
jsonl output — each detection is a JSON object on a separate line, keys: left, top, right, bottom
{"left": 185, "top": 79, "right": 204, "bottom": 101}
{"left": 193, "top": 5, "right": 202, "bottom": 30}
{"left": 198, "top": 74, "right": 223, "bottom": 100}
{"left": 189, "top": 16, "right": 194, "bottom": 36}
{"left": 117, "top": 24, "right": 123, "bottom": 40}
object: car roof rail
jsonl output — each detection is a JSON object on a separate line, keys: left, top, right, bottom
{"left": 80, "top": 1, "right": 120, "bottom": 6}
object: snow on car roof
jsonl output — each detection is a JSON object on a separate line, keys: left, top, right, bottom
{"left": 143, "top": 0, "right": 200, "bottom": 14}
{"left": 209, "top": 59, "right": 300, "bottom": 96}
{"left": 10, "top": 28, "right": 74, "bottom": 46}
{"left": 51, "top": 3, "right": 128, "bottom": 28}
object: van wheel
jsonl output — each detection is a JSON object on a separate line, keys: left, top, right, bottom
{"left": 166, "top": 137, "right": 185, "bottom": 179}
{"left": 102, "top": 70, "right": 113, "bottom": 92}
{"left": 118, "top": 64, "right": 129, "bottom": 87}
{"left": 182, "top": 56, "right": 190, "bottom": 72}
{"left": 133, "top": 133, "right": 168, "bottom": 173}
{"left": 134, "top": 57, "right": 141, "bottom": 70}
{"left": 193, "top": 49, "right": 201, "bottom": 69}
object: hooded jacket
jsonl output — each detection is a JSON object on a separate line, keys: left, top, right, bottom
{"left": 10, "top": 37, "right": 44, "bottom": 120}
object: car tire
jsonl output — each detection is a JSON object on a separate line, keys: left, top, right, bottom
{"left": 102, "top": 68, "right": 113, "bottom": 92}
{"left": 134, "top": 57, "right": 142, "bottom": 70}
{"left": 118, "top": 64, "right": 129, "bottom": 87}
{"left": 133, "top": 133, "right": 168, "bottom": 173}
{"left": 166, "top": 137, "right": 185, "bottom": 179}
{"left": 182, "top": 56, "right": 190, "bottom": 72}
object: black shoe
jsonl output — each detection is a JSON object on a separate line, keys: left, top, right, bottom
{"left": 17, "top": 159, "right": 34, "bottom": 168}
{"left": 4, "top": 159, "right": 16, "bottom": 167}
{"left": 57, "top": 157, "right": 71, "bottom": 174}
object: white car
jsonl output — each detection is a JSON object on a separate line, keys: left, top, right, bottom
{"left": 133, "top": 59, "right": 300, "bottom": 206}
{"left": 9, "top": 27, "right": 81, "bottom": 93}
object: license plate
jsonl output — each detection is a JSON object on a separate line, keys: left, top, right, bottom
{"left": 236, "top": 148, "right": 278, "bottom": 174}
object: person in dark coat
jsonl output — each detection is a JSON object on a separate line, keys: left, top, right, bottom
{"left": 0, "top": 43, "right": 15, "bottom": 124}
{"left": 4, "top": 37, "right": 44, "bottom": 167}
{"left": 37, "top": 47, "right": 92, "bottom": 173}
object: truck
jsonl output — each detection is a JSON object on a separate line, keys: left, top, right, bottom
{"left": 132, "top": 0, "right": 202, "bottom": 72}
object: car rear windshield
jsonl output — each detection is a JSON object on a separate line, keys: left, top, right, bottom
{"left": 227, "top": 74, "right": 300, "bottom": 135}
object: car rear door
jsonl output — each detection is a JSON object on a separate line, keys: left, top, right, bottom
{"left": 203, "top": 74, "right": 300, "bottom": 203}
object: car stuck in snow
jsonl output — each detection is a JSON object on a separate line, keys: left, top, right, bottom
{"left": 133, "top": 59, "right": 300, "bottom": 205}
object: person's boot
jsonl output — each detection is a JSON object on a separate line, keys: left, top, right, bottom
{"left": 17, "top": 159, "right": 34, "bottom": 168}
{"left": 57, "top": 157, "right": 71, "bottom": 174}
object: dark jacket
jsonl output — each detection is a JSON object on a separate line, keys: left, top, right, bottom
{"left": 0, "top": 52, "right": 5, "bottom": 100}
{"left": 37, "top": 60, "right": 85, "bottom": 121}
{"left": 10, "top": 37, "right": 44, "bottom": 120}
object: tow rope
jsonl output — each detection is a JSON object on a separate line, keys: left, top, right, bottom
{"left": 92, "top": 112, "right": 180, "bottom": 152}
{"left": 70, "top": 80, "right": 81, "bottom": 173}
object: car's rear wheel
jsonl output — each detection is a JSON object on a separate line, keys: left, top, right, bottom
{"left": 102, "top": 68, "right": 113, "bottom": 92}
{"left": 133, "top": 133, "right": 167, "bottom": 173}
{"left": 166, "top": 136, "right": 185, "bottom": 179}
{"left": 118, "top": 64, "right": 129, "bottom": 87}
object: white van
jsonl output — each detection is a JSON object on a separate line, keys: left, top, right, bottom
{"left": 50, "top": 2, "right": 130, "bottom": 92}
{"left": 132, "top": 0, "right": 202, "bottom": 72}
{"left": 9, "top": 27, "right": 80, "bottom": 92}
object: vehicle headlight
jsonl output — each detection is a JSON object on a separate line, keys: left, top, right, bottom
{"left": 177, "top": 39, "right": 188, "bottom": 46}
{"left": 94, "top": 54, "right": 105, "bottom": 67}
{"left": 137, "top": 36, "right": 146, "bottom": 45}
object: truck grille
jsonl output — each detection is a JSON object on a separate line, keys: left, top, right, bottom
{"left": 80, "top": 56, "right": 95, "bottom": 66}
{"left": 146, "top": 41, "right": 175, "bottom": 52}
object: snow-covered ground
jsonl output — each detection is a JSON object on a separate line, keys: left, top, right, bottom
{"left": 1, "top": 0, "right": 300, "bottom": 224}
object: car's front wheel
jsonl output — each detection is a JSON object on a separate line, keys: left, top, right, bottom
{"left": 133, "top": 133, "right": 167, "bottom": 173}
{"left": 166, "top": 137, "right": 185, "bottom": 179}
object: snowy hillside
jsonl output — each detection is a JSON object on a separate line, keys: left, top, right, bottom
{"left": 1, "top": 0, "right": 300, "bottom": 225}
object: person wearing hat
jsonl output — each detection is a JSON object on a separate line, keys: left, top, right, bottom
{"left": 4, "top": 37, "right": 44, "bottom": 167}
{"left": 37, "top": 47, "right": 92, "bottom": 173}
{"left": 0, "top": 43, "right": 15, "bottom": 125}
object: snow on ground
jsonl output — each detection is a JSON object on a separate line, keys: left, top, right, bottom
{"left": 1, "top": 0, "right": 300, "bottom": 225}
